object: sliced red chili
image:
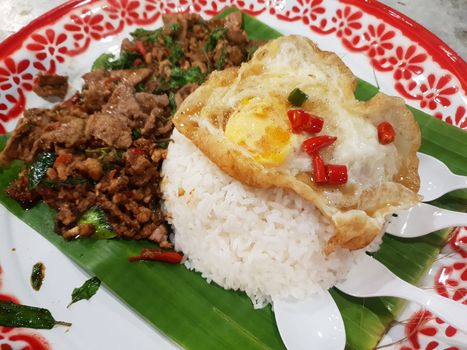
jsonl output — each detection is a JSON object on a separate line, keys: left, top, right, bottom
{"left": 312, "top": 154, "right": 327, "bottom": 184}
{"left": 131, "top": 148, "right": 145, "bottom": 156}
{"left": 54, "top": 153, "right": 73, "bottom": 166}
{"left": 303, "top": 135, "right": 337, "bottom": 155}
{"left": 301, "top": 114, "right": 324, "bottom": 134}
{"left": 287, "top": 109, "right": 324, "bottom": 134}
{"left": 133, "top": 58, "right": 143, "bottom": 66}
{"left": 135, "top": 41, "right": 147, "bottom": 56}
{"left": 325, "top": 164, "right": 348, "bottom": 185}
{"left": 128, "top": 249, "right": 183, "bottom": 264}
{"left": 377, "top": 121, "right": 396, "bottom": 145}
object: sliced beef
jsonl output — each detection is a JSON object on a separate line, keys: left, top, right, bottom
{"left": 33, "top": 118, "right": 87, "bottom": 154}
{"left": 110, "top": 68, "right": 152, "bottom": 86}
{"left": 103, "top": 84, "right": 145, "bottom": 120}
{"left": 0, "top": 108, "right": 57, "bottom": 164}
{"left": 33, "top": 73, "right": 69, "bottom": 100}
{"left": 85, "top": 113, "right": 132, "bottom": 149}
{"left": 134, "top": 93, "right": 169, "bottom": 113}
{"left": 82, "top": 69, "right": 116, "bottom": 112}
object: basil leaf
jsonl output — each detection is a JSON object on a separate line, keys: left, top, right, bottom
{"left": 78, "top": 207, "right": 116, "bottom": 240}
{"left": 169, "top": 66, "right": 205, "bottom": 90}
{"left": 131, "top": 128, "right": 142, "bottom": 140}
{"left": 215, "top": 48, "right": 227, "bottom": 70}
{"left": 91, "top": 52, "right": 141, "bottom": 71}
{"left": 168, "top": 92, "right": 177, "bottom": 114}
{"left": 0, "top": 300, "right": 71, "bottom": 329}
{"left": 91, "top": 53, "right": 114, "bottom": 71}
{"left": 27, "top": 152, "right": 56, "bottom": 190}
{"left": 68, "top": 277, "right": 101, "bottom": 308}
{"left": 205, "top": 27, "right": 228, "bottom": 52}
{"left": 130, "top": 28, "right": 161, "bottom": 43}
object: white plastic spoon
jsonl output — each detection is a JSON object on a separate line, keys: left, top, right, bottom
{"left": 418, "top": 153, "right": 467, "bottom": 202}
{"left": 336, "top": 254, "right": 467, "bottom": 333}
{"left": 273, "top": 293, "right": 346, "bottom": 350}
{"left": 386, "top": 202, "right": 467, "bottom": 238}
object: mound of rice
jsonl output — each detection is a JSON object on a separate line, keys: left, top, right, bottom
{"left": 162, "top": 130, "right": 377, "bottom": 308}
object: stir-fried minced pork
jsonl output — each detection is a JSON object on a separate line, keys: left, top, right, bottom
{"left": 1, "top": 12, "right": 261, "bottom": 247}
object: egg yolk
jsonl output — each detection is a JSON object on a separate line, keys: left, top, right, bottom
{"left": 225, "top": 97, "right": 292, "bottom": 166}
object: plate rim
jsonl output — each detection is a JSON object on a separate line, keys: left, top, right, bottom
{"left": 0, "top": 0, "right": 465, "bottom": 90}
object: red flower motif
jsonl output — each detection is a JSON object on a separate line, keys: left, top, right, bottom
{"left": 435, "top": 261, "right": 467, "bottom": 307}
{"left": 26, "top": 29, "right": 68, "bottom": 73}
{"left": 0, "top": 267, "right": 51, "bottom": 349}
{"left": 0, "top": 58, "right": 33, "bottom": 91}
{"left": 388, "top": 45, "right": 427, "bottom": 80}
{"left": 64, "top": 10, "right": 104, "bottom": 41}
{"left": 291, "top": 0, "right": 325, "bottom": 25}
{"left": 0, "top": 327, "right": 50, "bottom": 350}
{"left": 362, "top": 23, "right": 395, "bottom": 57}
{"left": 444, "top": 106, "right": 467, "bottom": 129}
{"left": 449, "top": 227, "right": 467, "bottom": 258}
{"left": 104, "top": 0, "right": 141, "bottom": 25}
{"left": 144, "top": 0, "right": 178, "bottom": 14}
{"left": 404, "top": 310, "right": 438, "bottom": 349}
{"left": 419, "top": 74, "right": 458, "bottom": 110}
{"left": 331, "top": 6, "right": 362, "bottom": 38}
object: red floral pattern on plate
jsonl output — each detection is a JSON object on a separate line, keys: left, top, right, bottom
{"left": 0, "top": 266, "right": 52, "bottom": 350}
{"left": 393, "top": 228, "right": 467, "bottom": 350}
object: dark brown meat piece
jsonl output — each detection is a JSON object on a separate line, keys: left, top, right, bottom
{"left": 134, "top": 93, "right": 169, "bottom": 113}
{"left": 0, "top": 108, "right": 57, "bottom": 164}
{"left": 33, "top": 118, "right": 87, "bottom": 154}
{"left": 33, "top": 73, "right": 69, "bottom": 100}
{"left": 85, "top": 113, "right": 132, "bottom": 149}
{"left": 74, "top": 158, "right": 103, "bottom": 181}
{"left": 224, "top": 12, "right": 248, "bottom": 45}
{"left": 81, "top": 69, "right": 116, "bottom": 112}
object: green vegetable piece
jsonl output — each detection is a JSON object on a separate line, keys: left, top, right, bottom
{"left": 246, "top": 45, "right": 258, "bottom": 60}
{"left": 91, "top": 53, "right": 114, "bottom": 70}
{"left": 205, "top": 27, "right": 228, "bottom": 52}
{"left": 27, "top": 152, "right": 56, "bottom": 190}
{"left": 30, "top": 262, "right": 45, "bottom": 291}
{"left": 68, "top": 277, "right": 101, "bottom": 308}
{"left": 130, "top": 28, "right": 161, "bottom": 42}
{"left": 156, "top": 137, "right": 173, "bottom": 149}
{"left": 168, "top": 44, "right": 184, "bottom": 65}
{"left": 78, "top": 207, "right": 116, "bottom": 240}
{"left": 169, "top": 66, "right": 205, "bottom": 90}
{"left": 215, "top": 48, "right": 227, "bottom": 70}
{"left": 288, "top": 88, "right": 309, "bottom": 107}
{"left": 135, "top": 83, "right": 146, "bottom": 92}
{"left": 0, "top": 300, "right": 71, "bottom": 329}
{"left": 168, "top": 23, "right": 181, "bottom": 33}
{"left": 168, "top": 92, "right": 177, "bottom": 114}
{"left": 91, "top": 52, "right": 141, "bottom": 71}
{"left": 131, "top": 128, "right": 142, "bottom": 140}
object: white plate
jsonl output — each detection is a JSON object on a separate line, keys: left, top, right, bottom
{"left": 0, "top": 1, "right": 466, "bottom": 349}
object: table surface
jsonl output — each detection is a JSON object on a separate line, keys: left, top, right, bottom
{"left": 0, "top": 0, "right": 466, "bottom": 59}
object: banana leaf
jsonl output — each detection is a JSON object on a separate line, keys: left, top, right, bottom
{"left": 0, "top": 9, "right": 466, "bottom": 350}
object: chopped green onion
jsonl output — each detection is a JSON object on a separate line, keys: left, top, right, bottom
{"left": 288, "top": 88, "right": 308, "bottom": 107}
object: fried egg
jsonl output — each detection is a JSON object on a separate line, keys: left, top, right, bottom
{"left": 174, "top": 35, "right": 421, "bottom": 254}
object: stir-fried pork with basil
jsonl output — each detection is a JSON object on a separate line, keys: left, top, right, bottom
{"left": 0, "top": 12, "right": 260, "bottom": 246}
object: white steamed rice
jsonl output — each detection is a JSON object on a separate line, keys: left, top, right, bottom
{"left": 162, "top": 130, "right": 378, "bottom": 308}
